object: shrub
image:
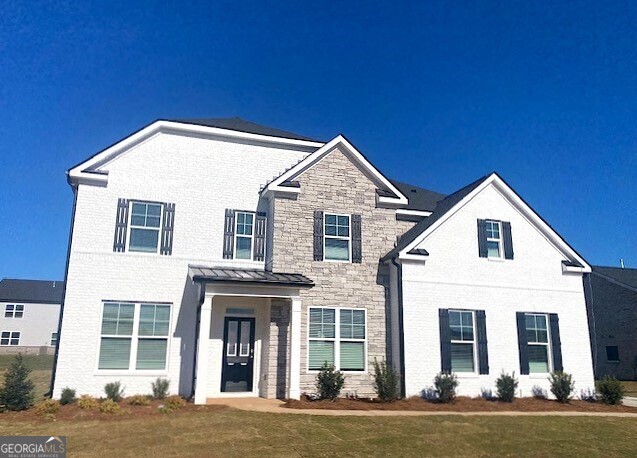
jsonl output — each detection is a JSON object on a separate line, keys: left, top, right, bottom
{"left": 34, "top": 399, "right": 60, "bottom": 416}
{"left": 99, "top": 399, "right": 120, "bottom": 414}
{"left": 127, "top": 395, "right": 151, "bottom": 406}
{"left": 531, "top": 385, "right": 547, "bottom": 399}
{"left": 60, "top": 387, "right": 77, "bottom": 405}
{"left": 433, "top": 372, "right": 458, "bottom": 403}
{"left": 495, "top": 372, "right": 518, "bottom": 402}
{"left": 549, "top": 371, "right": 575, "bottom": 403}
{"left": 373, "top": 359, "right": 399, "bottom": 402}
{"left": 165, "top": 395, "right": 186, "bottom": 410}
{"left": 597, "top": 376, "right": 625, "bottom": 405}
{"left": 151, "top": 378, "right": 170, "bottom": 400}
{"left": 104, "top": 381, "right": 124, "bottom": 402}
{"left": 0, "top": 354, "right": 35, "bottom": 411}
{"left": 77, "top": 395, "right": 99, "bottom": 410}
{"left": 316, "top": 363, "right": 345, "bottom": 401}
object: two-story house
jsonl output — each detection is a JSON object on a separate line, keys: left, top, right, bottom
{"left": 51, "top": 118, "right": 596, "bottom": 402}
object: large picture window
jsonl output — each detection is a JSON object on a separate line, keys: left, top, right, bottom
{"left": 129, "top": 202, "right": 162, "bottom": 253}
{"left": 449, "top": 310, "right": 476, "bottom": 373}
{"left": 525, "top": 313, "right": 550, "bottom": 373}
{"left": 98, "top": 302, "right": 171, "bottom": 371}
{"left": 324, "top": 214, "right": 350, "bottom": 261}
{"left": 308, "top": 307, "right": 366, "bottom": 371}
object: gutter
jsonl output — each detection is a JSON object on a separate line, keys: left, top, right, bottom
{"left": 390, "top": 256, "right": 407, "bottom": 398}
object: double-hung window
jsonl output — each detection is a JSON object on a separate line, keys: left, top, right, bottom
{"left": 1, "top": 331, "right": 20, "bottom": 346}
{"left": 525, "top": 313, "right": 550, "bottom": 373}
{"left": 129, "top": 202, "right": 162, "bottom": 253}
{"left": 449, "top": 310, "right": 475, "bottom": 372}
{"left": 235, "top": 212, "right": 254, "bottom": 260}
{"left": 324, "top": 214, "right": 350, "bottom": 261}
{"left": 5, "top": 304, "right": 24, "bottom": 318}
{"left": 485, "top": 220, "right": 502, "bottom": 258}
{"left": 51, "top": 332, "right": 58, "bottom": 347}
{"left": 308, "top": 307, "right": 366, "bottom": 371}
{"left": 98, "top": 302, "right": 171, "bottom": 371}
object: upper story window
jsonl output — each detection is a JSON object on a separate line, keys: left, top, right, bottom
{"left": 324, "top": 214, "right": 350, "bottom": 261}
{"left": 129, "top": 202, "right": 162, "bottom": 253}
{"left": 235, "top": 212, "right": 254, "bottom": 260}
{"left": 485, "top": 220, "right": 501, "bottom": 258}
{"left": 477, "top": 219, "right": 513, "bottom": 260}
{"left": 4, "top": 304, "right": 24, "bottom": 318}
{"left": 449, "top": 310, "right": 475, "bottom": 373}
{"left": 525, "top": 313, "right": 550, "bottom": 373}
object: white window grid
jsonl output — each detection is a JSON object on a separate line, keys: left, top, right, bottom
{"left": 449, "top": 309, "right": 477, "bottom": 373}
{"left": 127, "top": 201, "right": 163, "bottom": 253}
{"left": 234, "top": 211, "right": 254, "bottom": 260}
{"left": 323, "top": 213, "right": 351, "bottom": 262}
{"left": 485, "top": 220, "right": 502, "bottom": 258}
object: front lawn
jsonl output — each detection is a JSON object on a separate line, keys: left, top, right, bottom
{"left": 1, "top": 407, "right": 637, "bottom": 456}
{"left": 0, "top": 354, "right": 53, "bottom": 400}
{"left": 621, "top": 381, "right": 637, "bottom": 397}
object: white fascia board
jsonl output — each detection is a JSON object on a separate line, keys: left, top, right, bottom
{"left": 67, "top": 120, "right": 324, "bottom": 187}
{"left": 397, "top": 173, "right": 591, "bottom": 272}
{"left": 396, "top": 209, "right": 432, "bottom": 217}
{"left": 562, "top": 264, "right": 587, "bottom": 274}
{"left": 262, "top": 135, "right": 408, "bottom": 205}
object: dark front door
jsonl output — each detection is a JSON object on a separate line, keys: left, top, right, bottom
{"left": 221, "top": 317, "right": 255, "bottom": 392}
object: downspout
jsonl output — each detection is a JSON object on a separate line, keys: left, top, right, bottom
{"left": 583, "top": 273, "right": 598, "bottom": 377}
{"left": 190, "top": 283, "right": 205, "bottom": 400}
{"left": 49, "top": 184, "right": 78, "bottom": 397}
{"left": 391, "top": 256, "right": 407, "bottom": 398}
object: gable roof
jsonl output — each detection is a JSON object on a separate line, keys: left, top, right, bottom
{"left": 592, "top": 266, "right": 637, "bottom": 291}
{"left": 0, "top": 279, "right": 64, "bottom": 304}
{"left": 389, "top": 180, "right": 446, "bottom": 212}
{"left": 261, "top": 135, "right": 408, "bottom": 205}
{"left": 383, "top": 172, "right": 591, "bottom": 271}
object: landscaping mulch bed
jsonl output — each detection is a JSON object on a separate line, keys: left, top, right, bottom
{"left": 284, "top": 396, "right": 637, "bottom": 413}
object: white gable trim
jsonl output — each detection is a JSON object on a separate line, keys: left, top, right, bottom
{"left": 261, "top": 135, "right": 408, "bottom": 206}
{"left": 398, "top": 173, "right": 591, "bottom": 272}
{"left": 67, "top": 120, "right": 324, "bottom": 186}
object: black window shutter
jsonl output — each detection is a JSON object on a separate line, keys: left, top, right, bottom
{"left": 223, "top": 209, "right": 235, "bottom": 259}
{"left": 160, "top": 203, "right": 176, "bottom": 255}
{"left": 313, "top": 210, "right": 324, "bottom": 261}
{"left": 476, "top": 310, "right": 489, "bottom": 375}
{"left": 113, "top": 198, "right": 129, "bottom": 252}
{"left": 439, "top": 308, "right": 452, "bottom": 373}
{"left": 502, "top": 221, "right": 514, "bottom": 260}
{"left": 351, "top": 214, "right": 362, "bottom": 263}
{"left": 549, "top": 314, "right": 563, "bottom": 371}
{"left": 253, "top": 212, "right": 267, "bottom": 261}
{"left": 477, "top": 219, "right": 488, "bottom": 258}
{"left": 516, "top": 312, "right": 530, "bottom": 375}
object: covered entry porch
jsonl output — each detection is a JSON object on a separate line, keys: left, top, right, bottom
{"left": 189, "top": 266, "right": 313, "bottom": 405}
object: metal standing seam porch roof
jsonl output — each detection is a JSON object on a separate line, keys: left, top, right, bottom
{"left": 189, "top": 266, "right": 314, "bottom": 287}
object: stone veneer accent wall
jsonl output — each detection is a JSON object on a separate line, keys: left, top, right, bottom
{"left": 266, "top": 300, "right": 291, "bottom": 398}
{"left": 270, "top": 147, "right": 412, "bottom": 396}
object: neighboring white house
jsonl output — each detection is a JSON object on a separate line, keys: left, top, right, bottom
{"left": 52, "top": 118, "right": 595, "bottom": 401}
{"left": 0, "top": 279, "right": 63, "bottom": 355}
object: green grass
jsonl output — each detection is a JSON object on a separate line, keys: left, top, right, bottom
{"left": 0, "top": 354, "right": 54, "bottom": 399}
{"left": 621, "top": 381, "right": 637, "bottom": 396}
{"left": 1, "top": 409, "right": 637, "bottom": 457}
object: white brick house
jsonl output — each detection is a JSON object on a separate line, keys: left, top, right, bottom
{"left": 51, "top": 118, "right": 595, "bottom": 401}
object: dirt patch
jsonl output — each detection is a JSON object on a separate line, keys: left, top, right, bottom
{"left": 2, "top": 399, "right": 228, "bottom": 423}
{"left": 283, "top": 396, "right": 637, "bottom": 413}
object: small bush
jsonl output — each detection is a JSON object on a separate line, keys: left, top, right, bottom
{"left": 597, "top": 376, "right": 625, "bottom": 405}
{"left": 152, "top": 378, "right": 170, "bottom": 400}
{"left": 127, "top": 395, "right": 151, "bottom": 406}
{"left": 531, "top": 385, "right": 547, "bottom": 399}
{"left": 496, "top": 372, "right": 518, "bottom": 402}
{"left": 165, "top": 395, "right": 186, "bottom": 410}
{"left": 104, "top": 381, "right": 124, "bottom": 402}
{"left": 373, "top": 359, "right": 399, "bottom": 402}
{"left": 480, "top": 388, "right": 494, "bottom": 400}
{"left": 60, "top": 387, "right": 77, "bottom": 405}
{"left": 34, "top": 399, "right": 60, "bottom": 416}
{"left": 434, "top": 372, "right": 458, "bottom": 403}
{"left": 77, "top": 395, "right": 99, "bottom": 410}
{"left": 549, "top": 371, "right": 575, "bottom": 403}
{"left": 0, "top": 354, "right": 35, "bottom": 411}
{"left": 99, "top": 399, "right": 120, "bottom": 414}
{"left": 316, "top": 363, "right": 345, "bottom": 401}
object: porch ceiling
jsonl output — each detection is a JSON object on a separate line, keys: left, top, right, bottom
{"left": 189, "top": 266, "right": 314, "bottom": 287}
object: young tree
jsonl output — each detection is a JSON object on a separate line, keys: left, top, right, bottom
{"left": 0, "top": 354, "right": 35, "bottom": 411}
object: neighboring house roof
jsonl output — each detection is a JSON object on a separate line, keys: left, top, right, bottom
{"left": 0, "top": 279, "right": 65, "bottom": 304}
{"left": 592, "top": 266, "right": 637, "bottom": 292}
{"left": 189, "top": 266, "right": 314, "bottom": 287}
{"left": 167, "top": 117, "right": 321, "bottom": 142}
{"left": 389, "top": 180, "right": 446, "bottom": 212}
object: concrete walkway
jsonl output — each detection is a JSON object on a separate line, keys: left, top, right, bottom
{"left": 206, "top": 397, "right": 637, "bottom": 417}
{"left": 624, "top": 396, "right": 637, "bottom": 408}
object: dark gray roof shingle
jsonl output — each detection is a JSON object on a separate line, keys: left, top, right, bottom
{"left": 0, "top": 279, "right": 64, "bottom": 304}
{"left": 389, "top": 180, "right": 446, "bottom": 212}
{"left": 592, "top": 266, "right": 637, "bottom": 290}
{"left": 189, "top": 266, "right": 314, "bottom": 287}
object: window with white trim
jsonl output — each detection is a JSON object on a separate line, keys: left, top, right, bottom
{"left": 98, "top": 302, "right": 170, "bottom": 371}
{"left": 129, "top": 202, "right": 162, "bottom": 253}
{"left": 485, "top": 220, "right": 502, "bottom": 258}
{"left": 324, "top": 214, "right": 350, "bottom": 261}
{"left": 308, "top": 307, "right": 366, "bottom": 371}
{"left": 235, "top": 212, "right": 254, "bottom": 260}
{"left": 1, "top": 331, "right": 20, "bottom": 346}
{"left": 449, "top": 310, "right": 476, "bottom": 373}
{"left": 5, "top": 304, "right": 24, "bottom": 318}
{"left": 51, "top": 332, "right": 58, "bottom": 347}
{"left": 525, "top": 313, "right": 550, "bottom": 373}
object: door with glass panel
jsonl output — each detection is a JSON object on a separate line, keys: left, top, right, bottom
{"left": 221, "top": 317, "right": 255, "bottom": 392}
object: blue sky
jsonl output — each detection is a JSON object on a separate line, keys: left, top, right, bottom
{"left": 1, "top": 1, "right": 635, "bottom": 280}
